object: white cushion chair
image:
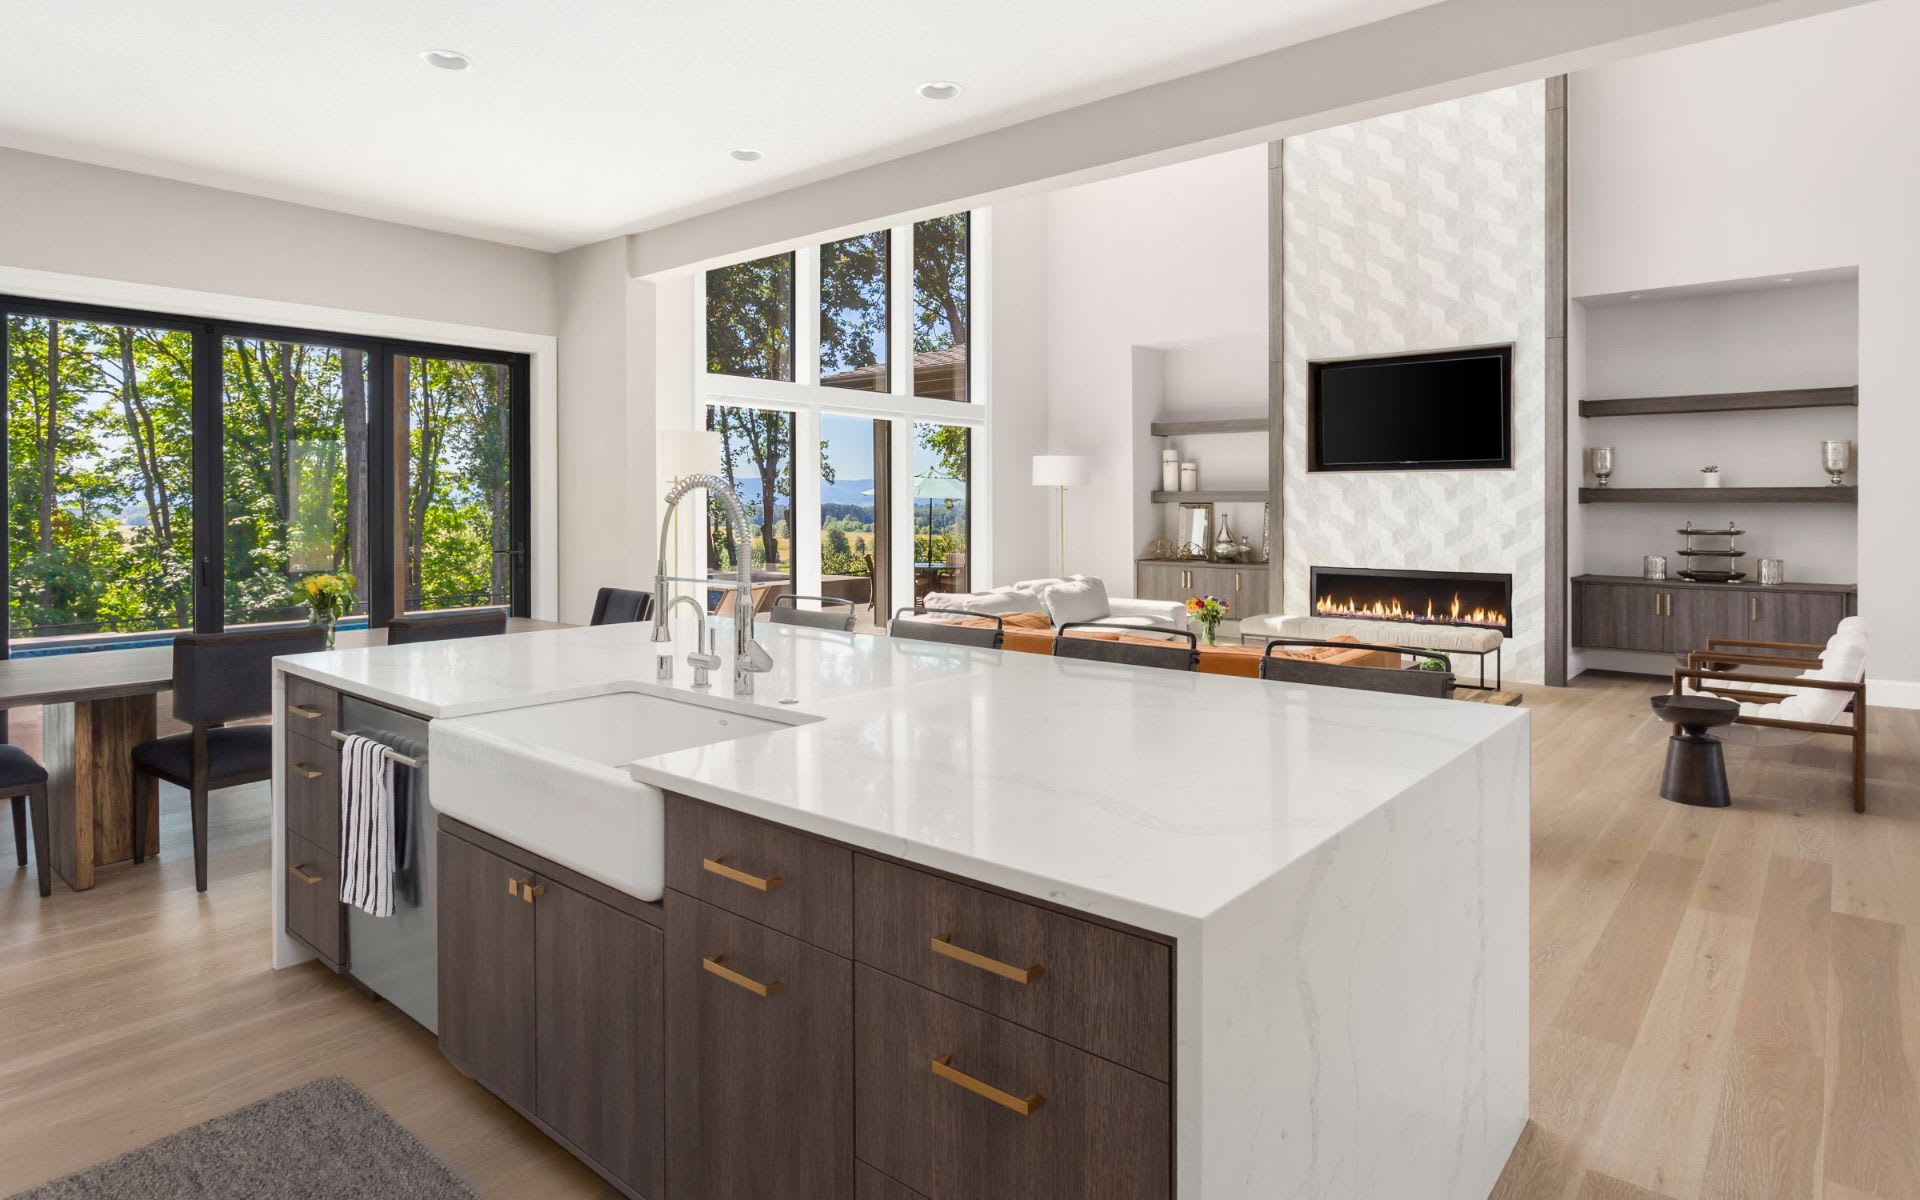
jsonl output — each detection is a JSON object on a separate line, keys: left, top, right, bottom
{"left": 923, "top": 576, "right": 1186, "bottom": 631}
{"left": 1672, "top": 616, "right": 1869, "bottom": 812}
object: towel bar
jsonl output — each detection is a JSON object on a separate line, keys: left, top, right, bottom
{"left": 330, "top": 729, "right": 427, "bottom": 770}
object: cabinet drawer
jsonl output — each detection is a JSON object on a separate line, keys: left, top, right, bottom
{"left": 285, "top": 831, "right": 345, "bottom": 968}
{"left": 857, "top": 1162, "right": 929, "bottom": 1200}
{"left": 666, "top": 893, "right": 853, "bottom": 1199}
{"left": 854, "top": 855, "right": 1171, "bottom": 1080}
{"left": 667, "top": 795, "right": 852, "bottom": 955}
{"left": 854, "top": 966, "right": 1169, "bottom": 1200}
{"left": 284, "top": 675, "right": 339, "bottom": 737}
{"left": 283, "top": 733, "right": 340, "bottom": 855}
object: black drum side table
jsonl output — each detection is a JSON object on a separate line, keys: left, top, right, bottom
{"left": 1650, "top": 693, "right": 1740, "bottom": 808}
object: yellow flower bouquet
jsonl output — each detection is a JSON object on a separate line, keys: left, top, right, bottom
{"left": 297, "top": 572, "right": 357, "bottom": 648}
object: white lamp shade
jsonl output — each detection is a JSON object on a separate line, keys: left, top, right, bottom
{"left": 1031, "top": 454, "right": 1092, "bottom": 487}
{"left": 658, "top": 429, "right": 722, "bottom": 481}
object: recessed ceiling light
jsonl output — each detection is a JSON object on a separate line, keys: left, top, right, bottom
{"left": 1628, "top": 293, "right": 1646, "bottom": 300}
{"left": 729, "top": 148, "right": 763, "bottom": 163}
{"left": 420, "top": 49, "right": 470, "bottom": 71}
{"left": 1775, "top": 276, "right": 1795, "bottom": 283}
{"left": 917, "top": 81, "right": 964, "bottom": 101}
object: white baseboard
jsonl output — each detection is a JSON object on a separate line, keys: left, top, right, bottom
{"left": 1868, "top": 676, "right": 1920, "bottom": 710}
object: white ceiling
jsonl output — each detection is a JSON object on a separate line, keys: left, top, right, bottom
{"left": 0, "top": 0, "right": 1440, "bottom": 251}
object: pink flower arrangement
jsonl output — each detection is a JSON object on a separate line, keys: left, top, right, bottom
{"left": 1186, "top": 595, "right": 1229, "bottom": 645}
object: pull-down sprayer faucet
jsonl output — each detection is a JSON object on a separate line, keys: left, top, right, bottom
{"left": 652, "top": 474, "right": 774, "bottom": 696}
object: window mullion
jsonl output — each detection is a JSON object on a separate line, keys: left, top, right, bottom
{"left": 889, "top": 225, "right": 912, "bottom": 397}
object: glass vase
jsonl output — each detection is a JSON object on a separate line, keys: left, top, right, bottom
{"left": 312, "top": 611, "right": 337, "bottom": 650}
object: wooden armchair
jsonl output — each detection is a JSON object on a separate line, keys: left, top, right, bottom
{"left": 1669, "top": 632, "right": 1867, "bottom": 813}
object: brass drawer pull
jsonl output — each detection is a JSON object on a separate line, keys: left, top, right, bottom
{"left": 703, "top": 856, "right": 784, "bottom": 892}
{"left": 931, "top": 1054, "right": 1045, "bottom": 1116}
{"left": 507, "top": 877, "right": 545, "bottom": 902}
{"left": 290, "top": 762, "right": 324, "bottom": 780}
{"left": 930, "top": 934, "right": 1044, "bottom": 984}
{"left": 702, "top": 955, "right": 785, "bottom": 998}
{"left": 290, "top": 863, "right": 325, "bottom": 886}
{"left": 289, "top": 703, "right": 325, "bottom": 720}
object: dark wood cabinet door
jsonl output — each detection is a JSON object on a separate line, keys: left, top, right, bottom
{"left": 436, "top": 831, "right": 536, "bottom": 1112}
{"left": 1230, "top": 567, "right": 1269, "bottom": 616}
{"left": 285, "top": 831, "right": 345, "bottom": 969}
{"left": 1748, "top": 589, "right": 1848, "bottom": 646}
{"left": 535, "top": 881, "right": 665, "bottom": 1199}
{"left": 666, "top": 892, "right": 853, "bottom": 1200}
{"left": 1133, "top": 563, "right": 1187, "bottom": 604}
{"left": 1670, "top": 586, "right": 1750, "bottom": 652}
{"left": 1575, "top": 582, "right": 1666, "bottom": 651}
{"left": 855, "top": 965, "right": 1170, "bottom": 1200}
{"left": 858, "top": 1162, "right": 930, "bottom": 1199}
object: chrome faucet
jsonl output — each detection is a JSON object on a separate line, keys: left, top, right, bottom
{"left": 653, "top": 473, "right": 775, "bottom": 696}
{"left": 661, "top": 594, "right": 720, "bottom": 687}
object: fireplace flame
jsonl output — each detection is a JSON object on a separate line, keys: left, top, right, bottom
{"left": 1315, "top": 592, "right": 1508, "bottom": 630}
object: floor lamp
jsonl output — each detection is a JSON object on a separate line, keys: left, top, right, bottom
{"left": 1031, "top": 455, "right": 1092, "bottom": 577}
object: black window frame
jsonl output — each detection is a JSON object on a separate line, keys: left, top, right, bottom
{"left": 0, "top": 293, "right": 531, "bottom": 661}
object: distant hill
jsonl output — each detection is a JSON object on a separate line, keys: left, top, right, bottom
{"left": 719, "top": 477, "right": 875, "bottom": 506}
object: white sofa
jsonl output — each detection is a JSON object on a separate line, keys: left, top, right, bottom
{"left": 921, "top": 576, "right": 1187, "bottom": 632}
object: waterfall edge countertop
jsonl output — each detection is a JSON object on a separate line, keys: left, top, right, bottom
{"left": 276, "top": 619, "right": 1530, "bottom": 1199}
{"left": 275, "top": 619, "right": 1526, "bottom": 935}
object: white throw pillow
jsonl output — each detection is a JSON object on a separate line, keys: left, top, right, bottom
{"left": 1041, "top": 577, "right": 1111, "bottom": 626}
{"left": 967, "top": 587, "right": 1047, "bottom": 617}
{"left": 920, "top": 591, "right": 977, "bottom": 613}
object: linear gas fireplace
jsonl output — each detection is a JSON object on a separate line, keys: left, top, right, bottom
{"left": 1311, "top": 566, "right": 1513, "bottom": 637}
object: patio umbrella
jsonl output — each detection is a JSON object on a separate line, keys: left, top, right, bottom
{"left": 913, "top": 476, "right": 967, "bottom": 561}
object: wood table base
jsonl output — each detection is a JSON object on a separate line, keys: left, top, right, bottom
{"left": 44, "top": 694, "right": 158, "bottom": 890}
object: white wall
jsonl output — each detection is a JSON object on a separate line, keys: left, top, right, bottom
{"left": 1, "top": 146, "right": 555, "bottom": 334}
{"left": 987, "top": 197, "right": 1054, "bottom": 584}
{"left": 1043, "top": 147, "right": 1270, "bottom": 591}
{"left": 1571, "top": 0, "right": 1920, "bottom": 700}
{"left": 1281, "top": 83, "right": 1550, "bottom": 682}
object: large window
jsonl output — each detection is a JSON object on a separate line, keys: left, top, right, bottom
{"left": 912, "top": 214, "right": 970, "bottom": 403}
{"left": 5, "top": 314, "right": 194, "bottom": 642}
{"left": 913, "top": 422, "right": 970, "bottom": 600}
{"left": 820, "top": 232, "right": 889, "bottom": 393}
{"left": 695, "top": 212, "right": 982, "bottom": 623}
{"left": 707, "top": 252, "right": 795, "bottom": 382}
{"left": 0, "top": 295, "right": 528, "bottom": 654}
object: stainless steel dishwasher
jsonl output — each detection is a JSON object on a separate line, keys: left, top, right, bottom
{"left": 338, "top": 694, "right": 439, "bottom": 1033}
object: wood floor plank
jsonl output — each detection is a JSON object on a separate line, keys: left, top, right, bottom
{"left": 1734, "top": 855, "right": 1834, "bottom": 1057}
{"left": 1577, "top": 1169, "right": 1680, "bottom": 1200}
{"left": 1490, "top": 1027, "right": 1632, "bottom": 1200}
{"left": 1555, "top": 851, "right": 1705, "bottom": 1047}
{"left": 1823, "top": 914, "right": 1920, "bottom": 1197}
{"left": 1588, "top": 906, "right": 1754, "bottom": 1198}
{"left": 1693, "top": 807, "right": 1780, "bottom": 918}
{"left": 1700, "top": 1040, "right": 1827, "bottom": 1200}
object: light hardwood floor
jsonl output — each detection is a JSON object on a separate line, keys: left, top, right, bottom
{"left": 1, "top": 673, "right": 1916, "bottom": 1199}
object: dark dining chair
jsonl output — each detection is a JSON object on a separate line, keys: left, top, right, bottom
{"left": 3, "top": 745, "right": 51, "bottom": 898}
{"left": 888, "top": 607, "right": 1004, "bottom": 650}
{"left": 133, "top": 627, "right": 326, "bottom": 892}
{"left": 1259, "top": 638, "right": 1455, "bottom": 699}
{"left": 590, "top": 587, "right": 653, "bottom": 625}
{"left": 386, "top": 608, "right": 509, "bottom": 644}
{"left": 770, "top": 595, "right": 857, "bottom": 632}
{"left": 1052, "top": 623, "right": 1199, "bottom": 672}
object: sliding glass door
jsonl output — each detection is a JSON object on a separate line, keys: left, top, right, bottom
{"left": 0, "top": 295, "right": 529, "bottom": 655}
{"left": 820, "top": 413, "right": 890, "bottom": 628}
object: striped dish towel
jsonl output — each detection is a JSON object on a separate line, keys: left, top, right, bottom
{"left": 338, "top": 733, "right": 397, "bottom": 917}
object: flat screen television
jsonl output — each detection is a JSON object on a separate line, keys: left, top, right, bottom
{"left": 1308, "top": 345, "right": 1512, "bottom": 471}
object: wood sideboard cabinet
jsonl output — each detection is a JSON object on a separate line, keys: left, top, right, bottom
{"left": 1137, "top": 558, "right": 1270, "bottom": 614}
{"left": 1572, "top": 574, "right": 1855, "bottom": 654}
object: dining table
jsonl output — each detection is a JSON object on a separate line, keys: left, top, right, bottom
{"left": 0, "top": 618, "right": 563, "bottom": 892}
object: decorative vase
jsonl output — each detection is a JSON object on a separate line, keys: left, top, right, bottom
{"left": 1759, "top": 557, "right": 1785, "bottom": 586}
{"left": 1643, "top": 555, "right": 1667, "bottom": 580}
{"left": 1589, "top": 446, "right": 1615, "bottom": 488}
{"left": 1161, "top": 453, "right": 1180, "bottom": 491}
{"left": 1821, "top": 439, "right": 1852, "bottom": 486}
{"left": 1179, "top": 463, "right": 1198, "bottom": 492}
{"left": 1200, "top": 619, "right": 1219, "bottom": 647}
{"left": 1212, "top": 513, "right": 1236, "bottom": 560}
{"left": 311, "top": 611, "right": 337, "bottom": 650}
{"left": 1701, "top": 472, "right": 1722, "bottom": 488}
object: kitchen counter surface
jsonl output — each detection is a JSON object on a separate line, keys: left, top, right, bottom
{"left": 279, "top": 618, "right": 1524, "bottom": 936}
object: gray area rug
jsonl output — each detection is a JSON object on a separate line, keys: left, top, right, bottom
{"left": 9, "top": 1077, "right": 475, "bottom": 1200}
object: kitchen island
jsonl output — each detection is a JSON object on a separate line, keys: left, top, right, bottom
{"left": 271, "top": 618, "right": 1528, "bottom": 1199}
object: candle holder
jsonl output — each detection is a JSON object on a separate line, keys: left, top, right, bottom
{"left": 1821, "top": 439, "right": 1852, "bottom": 486}
{"left": 1589, "top": 446, "right": 1615, "bottom": 488}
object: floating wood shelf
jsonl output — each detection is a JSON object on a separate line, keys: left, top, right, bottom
{"left": 1149, "top": 417, "right": 1270, "bottom": 436}
{"left": 1150, "top": 490, "right": 1268, "bottom": 504}
{"left": 1579, "top": 386, "right": 1857, "bottom": 418}
{"left": 1578, "top": 486, "right": 1855, "bottom": 505}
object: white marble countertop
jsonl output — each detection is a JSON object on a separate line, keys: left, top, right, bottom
{"left": 278, "top": 619, "right": 1525, "bottom": 934}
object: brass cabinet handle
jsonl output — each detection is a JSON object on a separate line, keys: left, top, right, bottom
{"left": 290, "top": 863, "right": 324, "bottom": 885}
{"left": 507, "top": 877, "right": 545, "bottom": 902}
{"left": 1653, "top": 592, "right": 1660, "bottom": 617}
{"left": 931, "top": 1054, "right": 1045, "bottom": 1116}
{"left": 1235, "top": 574, "right": 1242, "bottom": 592}
{"left": 702, "top": 955, "right": 785, "bottom": 997}
{"left": 1751, "top": 596, "right": 1758, "bottom": 621}
{"left": 703, "top": 856, "right": 784, "bottom": 892}
{"left": 289, "top": 703, "right": 324, "bottom": 720}
{"left": 930, "top": 934, "right": 1044, "bottom": 984}
{"left": 290, "top": 762, "right": 324, "bottom": 779}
